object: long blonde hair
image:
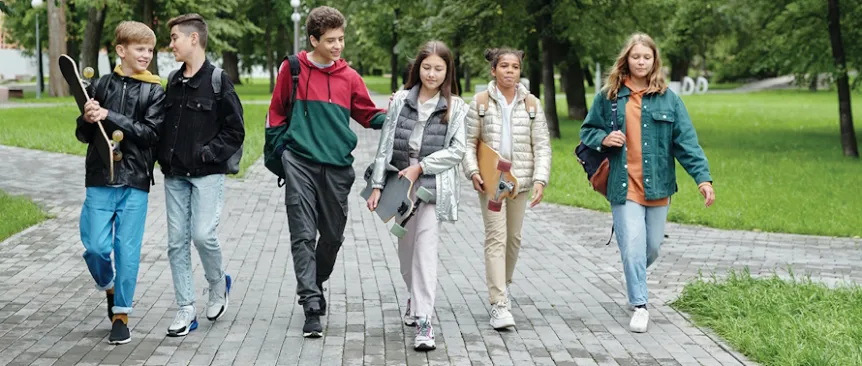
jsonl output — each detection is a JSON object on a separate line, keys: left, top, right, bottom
{"left": 602, "top": 33, "right": 667, "bottom": 100}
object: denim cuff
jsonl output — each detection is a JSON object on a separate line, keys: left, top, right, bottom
{"left": 112, "top": 306, "right": 132, "bottom": 315}
{"left": 95, "top": 278, "right": 114, "bottom": 291}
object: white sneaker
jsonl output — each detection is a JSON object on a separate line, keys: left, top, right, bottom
{"left": 489, "top": 300, "right": 515, "bottom": 330}
{"left": 414, "top": 316, "right": 436, "bottom": 351}
{"left": 167, "top": 305, "right": 198, "bottom": 337}
{"left": 629, "top": 308, "right": 649, "bottom": 333}
{"left": 206, "top": 274, "right": 232, "bottom": 321}
{"left": 403, "top": 298, "right": 416, "bottom": 326}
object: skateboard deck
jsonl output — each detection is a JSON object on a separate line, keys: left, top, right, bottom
{"left": 477, "top": 140, "right": 519, "bottom": 212}
{"left": 360, "top": 164, "right": 433, "bottom": 237}
{"left": 59, "top": 54, "right": 124, "bottom": 183}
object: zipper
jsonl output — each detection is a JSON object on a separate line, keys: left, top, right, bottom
{"left": 120, "top": 81, "right": 127, "bottom": 114}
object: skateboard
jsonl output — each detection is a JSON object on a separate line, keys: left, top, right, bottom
{"left": 360, "top": 164, "right": 434, "bottom": 238}
{"left": 59, "top": 54, "right": 124, "bottom": 183}
{"left": 477, "top": 140, "right": 519, "bottom": 212}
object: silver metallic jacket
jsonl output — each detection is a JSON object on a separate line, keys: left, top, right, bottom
{"left": 371, "top": 90, "right": 469, "bottom": 222}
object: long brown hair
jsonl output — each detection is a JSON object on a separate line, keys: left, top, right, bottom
{"left": 405, "top": 41, "right": 458, "bottom": 123}
{"left": 603, "top": 33, "right": 668, "bottom": 100}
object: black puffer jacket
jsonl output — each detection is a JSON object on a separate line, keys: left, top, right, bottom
{"left": 75, "top": 73, "right": 165, "bottom": 192}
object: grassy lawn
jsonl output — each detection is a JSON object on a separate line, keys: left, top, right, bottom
{"left": 0, "top": 104, "right": 268, "bottom": 177}
{"left": 671, "top": 269, "right": 862, "bottom": 366}
{"left": 546, "top": 90, "right": 862, "bottom": 237}
{"left": 0, "top": 191, "right": 47, "bottom": 242}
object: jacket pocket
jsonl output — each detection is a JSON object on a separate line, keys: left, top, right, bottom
{"left": 186, "top": 98, "right": 214, "bottom": 112}
{"left": 652, "top": 111, "right": 675, "bottom": 152}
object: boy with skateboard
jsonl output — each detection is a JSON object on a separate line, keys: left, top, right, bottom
{"left": 159, "top": 13, "right": 244, "bottom": 337}
{"left": 75, "top": 21, "right": 165, "bottom": 345}
{"left": 266, "top": 6, "right": 386, "bottom": 338}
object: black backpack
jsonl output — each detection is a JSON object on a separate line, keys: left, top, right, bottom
{"left": 263, "top": 55, "right": 301, "bottom": 186}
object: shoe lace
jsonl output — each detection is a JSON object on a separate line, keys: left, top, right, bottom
{"left": 417, "top": 319, "right": 432, "bottom": 337}
{"left": 174, "top": 307, "right": 193, "bottom": 323}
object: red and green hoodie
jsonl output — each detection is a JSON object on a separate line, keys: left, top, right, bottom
{"left": 267, "top": 50, "right": 386, "bottom": 167}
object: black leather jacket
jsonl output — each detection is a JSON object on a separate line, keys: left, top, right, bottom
{"left": 75, "top": 73, "right": 165, "bottom": 192}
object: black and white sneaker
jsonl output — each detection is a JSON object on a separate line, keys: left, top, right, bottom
{"left": 108, "top": 319, "right": 131, "bottom": 345}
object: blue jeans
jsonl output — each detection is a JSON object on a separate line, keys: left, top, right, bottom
{"left": 164, "top": 175, "right": 226, "bottom": 307}
{"left": 80, "top": 186, "right": 149, "bottom": 315}
{"left": 611, "top": 200, "right": 669, "bottom": 306}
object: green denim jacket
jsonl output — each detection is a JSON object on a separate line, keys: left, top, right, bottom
{"left": 579, "top": 86, "right": 712, "bottom": 205}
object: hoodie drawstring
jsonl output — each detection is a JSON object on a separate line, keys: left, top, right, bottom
{"left": 304, "top": 66, "right": 313, "bottom": 118}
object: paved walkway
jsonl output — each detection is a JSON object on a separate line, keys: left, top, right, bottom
{"left": 1, "top": 96, "right": 861, "bottom": 366}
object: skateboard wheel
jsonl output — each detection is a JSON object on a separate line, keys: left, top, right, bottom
{"left": 113, "top": 151, "right": 123, "bottom": 161}
{"left": 496, "top": 160, "right": 512, "bottom": 172}
{"left": 415, "top": 187, "right": 434, "bottom": 202}
{"left": 390, "top": 224, "right": 407, "bottom": 238}
{"left": 488, "top": 200, "right": 503, "bottom": 212}
{"left": 83, "top": 67, "right": 95, "bottom": 79}
{"left": 112, "top": 130, "right": 124, "bottom": 142}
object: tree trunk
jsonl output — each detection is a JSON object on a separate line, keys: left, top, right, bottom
{"left": 827, "top": 0, "right": 858, "bottom": 157}
{"left": 265, "top": 5, "right": 274, "bottom": 93}
{"left": 81, "top": 4, "right": 107, "bottom": 77}
{"left": 583, "top": 65, "right": 594, "bottom": 87}
{"left": 390, "top": 8, "right": 399, "bottom": 93}
{"left": 541, "top": 36, "right": 560, "bottom": 138}
{"left": 526, "top": 31, "right": 541, "bottom": 98}
{"left": 222, "top": 51, "right": 241, "bottom": 84}
{"left": 105, "top": 40, "right": 115, "bottom": 71}
{"left": 453, "top": 34, "right": 462, "bottom": 95}
{"left": 65, "top": 1, "right": 78, "bottom": 64}
{"left": 809, "top": 74, "right": 818, "bottom": 92}
{"left": 561, "top": 47, "right": 587, "bottom": 120}
{"left": 670, "top": 57, "right": 690, "bottom": 82}
{"left": 48, "top": 0, "right": 68, "bottom": 97}
{"left": 142, "top": 0, "right": 159, "bottom": 75}
{"left": 464, "top": 64, "right": 471, "bottom": 94}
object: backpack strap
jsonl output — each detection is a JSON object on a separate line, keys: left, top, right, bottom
{"left": 524, "top": 94, "right": 538, "bottom": 120}
{"left": 475, "top": 90, "right": 490, "bottom": 117}
{"left": 282, "top": 55, "right": 301, "bottom": 117}
{"left": 94, "top": 74, "right": 110, "bottom": 104}
{"left": 211, "top": 67, "right": 224, "bottom": 100}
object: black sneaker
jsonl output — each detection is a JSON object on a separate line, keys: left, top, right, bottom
{"left": 303, "top": 314, "right": 323, "bottom": 338}
{"left": 106, "top": 291, "right": 114, "bottom": 321}
{"left": 108, "top": 319, "right": 131, "bottom": 345}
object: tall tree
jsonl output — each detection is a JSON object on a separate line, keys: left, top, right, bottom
{"left": 48, "top": 0, "right": 69, "bottom": 97}
{"left": 827, "top": 0, "right": 858, "bottom": 157}
{"left": 81, "top": 3, "right": 108, "bottom": 76}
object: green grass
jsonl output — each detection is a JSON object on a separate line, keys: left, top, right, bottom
{"left": 0, "top": 104, "right": 268, "bottom": 178}
{"left": 547, "top": 90, "right": 862, "bottom": 237}
{"left": 671, "top": 269, "right": 862, "bottom": 366}
{"left": 0, "top": 191, "right": 47, "bottom": 242}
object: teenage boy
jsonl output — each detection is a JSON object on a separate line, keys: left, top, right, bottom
{"left": 267, "top": 6, "right": 386, "bottom": 338}
{"left": 159, "top": 13, "right": 244, "bottom": 337}
{"left": 77, "top": 20, "right": 165, "bottom": 345}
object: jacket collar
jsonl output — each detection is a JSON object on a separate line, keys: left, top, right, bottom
{"left": 486, "top": 80, "right": 529, "bottom": 104}
{"left": 169, "top": 59, "right": 213, "bottom": 89}
{"left": 404, "top": 84, "right": 448, "bottom": 114}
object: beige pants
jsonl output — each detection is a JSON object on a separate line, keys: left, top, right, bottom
{"left": 479, "top": 192, "right": 529, "bottom": 304}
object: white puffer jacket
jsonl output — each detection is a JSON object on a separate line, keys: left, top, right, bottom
{"left": 462, "top": 81, "right": 552, "bottom": 192}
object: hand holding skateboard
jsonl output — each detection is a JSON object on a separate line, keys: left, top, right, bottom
{"left": 360, "top": 164, "right": 433, "bottom": 237}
